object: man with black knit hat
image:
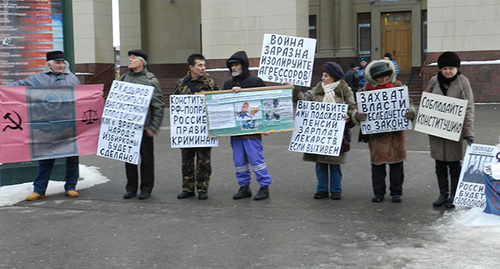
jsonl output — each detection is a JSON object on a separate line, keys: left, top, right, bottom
{"left": 425, "top": 51, "right": 475, "bottom": 208}
{"left": 119, "top": 49, "right": 165, "bottom": 200}
{"left": 7, "top": 50, "right": 84, "bottom": 201}
{"left": 223, "top": 51, "right": 272, "bottom": 201}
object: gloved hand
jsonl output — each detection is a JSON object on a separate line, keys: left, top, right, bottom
{"left": 464, "top": 137, "right": 475, "bottom": 146}
{"left": 404, "top": 111, "right": 415, "bottom": 121}
{"left": 356, "top": 112, "right": 367, "bottom": 122}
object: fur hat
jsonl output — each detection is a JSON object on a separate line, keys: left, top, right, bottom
{"left": 46, "top": 50, "right": 65, "bottom": 61}
{"left": 370, "top": 61, "right": 393, "bottom": 79}
{"left": 323, "top": 62, "right": 344, "bottom": 81}
{"left": 437, "top": 51, "right": 461, "bottom": 69}
{"left": 364, "top": 59, "right": 397, "bottom": 86}
{"left": 128, "top": 49, "right": 148, "bottom": 61}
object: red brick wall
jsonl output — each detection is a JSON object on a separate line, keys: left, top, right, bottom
{"left": 423, "top": 51, "right": 500, "bottom": 103}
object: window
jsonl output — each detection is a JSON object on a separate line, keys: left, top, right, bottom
{"left": 358, "top": 13, "right": 371, "bottom": 55}
{"left": 422, "top": 11, "right": 427, "bottom": 53}
{"left": 309, "top": 15, "right": 317, "bottom": 39}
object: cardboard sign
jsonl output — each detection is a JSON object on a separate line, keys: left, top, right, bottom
{"left": 289, "top": 101, "right": 347, "bottom": 156}
{"left": 170, "top": 95, "right": 218, "bottom": 148}
{"left": 356, "top": 86, "right": 412, "bottom": 134}
{"left": 204, "top": 86, "right": 294, "bottom": 137}
{"left": 454, "top": 144, "right": 500, "bottom": 208}
{"left": 258, "top": 33, "right": 316, "bottom": 87}
{"left": 97, "top": 80, "right": 154, "bottom": 164}
{"left": 415, "top": 92, "right": 468, "bottom": 141}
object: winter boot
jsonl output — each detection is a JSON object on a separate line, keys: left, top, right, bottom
{"left": 233, "top": 186, "right": 252, "bottom": 199}
{"left": 254, "top": 186, "right": 269, "bottom": 200}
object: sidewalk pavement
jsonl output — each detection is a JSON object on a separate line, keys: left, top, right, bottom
{"left": 0, "top": 104, "right": 499, "bottom": 268}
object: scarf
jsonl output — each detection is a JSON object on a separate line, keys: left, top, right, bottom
{"left": 322, "top": 80, "right": 340, "bottom": 103}
{"left": 367, "top": 82, "right": 393, "bottom": 90}
{"left": 437, "top": 71, "right": 460, "bottom": 96}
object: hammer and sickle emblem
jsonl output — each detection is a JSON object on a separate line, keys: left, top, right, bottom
{"left": 3, "top": 111, "right": 23, "bottom": 132}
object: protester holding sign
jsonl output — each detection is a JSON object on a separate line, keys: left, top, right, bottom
{"left": 7, "top": 50, "right": 88, "bottom": 201}
{"left": 224, "top": 51, "right": 272, "bottom": 201}
{"left": 425, "top": 51, "right": 475, "bottom": 208}
{"left": 172, "top": 54, "right": 220, "bottom": 200}
{"left": 119, "top": 49, "right": 165, "bottom": 200}
{"left": 294, "top": 62, "right": 357, "bottom": 200}
{"left": 355, "top": 60, "right": 415, "bottom": 203}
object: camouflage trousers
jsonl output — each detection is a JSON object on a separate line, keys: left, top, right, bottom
{"left": 181, "top": 147, "right": 212, "bottom": 193}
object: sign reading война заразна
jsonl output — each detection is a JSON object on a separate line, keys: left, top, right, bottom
{"left": 258, "top": 33, "right": 316, "bottom": 87}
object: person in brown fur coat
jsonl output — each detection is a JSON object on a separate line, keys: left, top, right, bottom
{"left": 355, "top": 59, "right": 415, "bottom": 203}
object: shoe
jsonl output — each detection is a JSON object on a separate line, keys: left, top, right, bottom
{"left": 433, "top": 193, "right": 448, "bottom": 207}
{"left": 177, "top": 191, "right": 195, "bottom": 199}
{"left": 26, "top": 192, "right": 45, "bottom": 201}
{"left": 314, "top": 191, "right": 329, "bottom": 199}
{"left": 331, "top": 192, "right": 341, "bottom": 200}
{"left": 123, "top": 191, "right": 137, "bottom": 199}
{"left": 444, "top": 197, "right": 455, "bottom": 208}
{"left": 392, "top": 195, "right": 402, "bottom": 203}
{"left": 254, "top": 186, "right": 269, "bottom": 200}
{"left": 198, "top": 192, "right": 208, "bottom": 200}
{"left": 138, "top": 192, "right": 151, "bottom": 199}
{"left": 372, "top": 194, "right": 384, "bottom": 202}
{"left": 233, "top": 186, "right": 252, "bottom": 200}
{"left": 66, "top": 190, "right": 79, "bottom": 198}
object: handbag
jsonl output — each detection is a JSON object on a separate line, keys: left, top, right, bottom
{"left": 341, "top": 128, "right": 351, "bottom": 152}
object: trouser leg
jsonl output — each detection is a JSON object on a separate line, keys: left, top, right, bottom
{"left": 64, "top": 156, "right": 79, "bottom": 191}
{"left": 181, "top": 148, "right": 196, "bottom": 192}
{"left": 371, "top": 164, "right": 386, "bottom": 196}
{"left": 315, "top": 163, "right": 329, "bottom": 192}
{"left": 33, "top": 159, "right": 55, "bottom": 195}
{"left": 389, "top": 161, "right": 404, "bottom": 196}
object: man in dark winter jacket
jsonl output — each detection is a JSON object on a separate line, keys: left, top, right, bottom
{"left": 173, "top": 54, "right": 219, "bottom": 200}
{"left": 344, "top": 62, "right": 359, "bottom": 100}
{"left": 223, "top": 51, "right": 272, "bottom": 201}
{"left": 120, "top": 49, "right": 165, "bottom": 200}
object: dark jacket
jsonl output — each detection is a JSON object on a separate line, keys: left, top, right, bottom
{"left": 224, "top": 51, "right": 266, "bottom": 139}
{"left": 344, "top": 69, "right": 359, "bottom": 92}
{"left": 173, "top": 72, "right": 219, "bottom": 95}
{"left": 223, "top": 51, "right": 266, "bottom": 90}
{"left": 119, "top": 68, "right": 165, "bottom": 133}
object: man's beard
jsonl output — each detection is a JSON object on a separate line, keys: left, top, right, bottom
{"left": 231, "top": 71, "right": 242, "bottom": 77}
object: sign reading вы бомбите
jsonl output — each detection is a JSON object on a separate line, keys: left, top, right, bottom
{"left": 97, "top": 80, "right": 154, "bottom": 165}
{"left": 288, "top": 100, "right": 347, "bottom": 156}
{"left": 258, "top": 33, "right": 317, "bottom": 87}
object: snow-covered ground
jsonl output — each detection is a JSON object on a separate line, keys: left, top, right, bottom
{"left": 0, "top": 164, "right": 108, "bottom": 207}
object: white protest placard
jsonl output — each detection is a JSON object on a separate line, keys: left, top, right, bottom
{"left": 356, "top": 86, "right": 412, "bottom": 134}
{"left": 454, "top": 144, "right": 500, "bottom": 208}
{"left": 169, "top": 95, "right": 218, "bottom": 148}
{"left": 288, "top": 100, "right": 347, "bottom": 156}
{"left": 258, "top": 33, "right": 317, "bottom": 87}
{"left": 414, "top": 92, "right": 468, "bottom": 142}
{"left": 97, "top": 80, "right": 154, "bottom": 164}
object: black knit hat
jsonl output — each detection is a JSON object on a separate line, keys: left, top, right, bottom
{"left": 323, "top": 62, "right": 344, "bottom": 81}
{"left": 437, "top": 51, "right": 461, "bottom": 69}
{"left": 370, "top": 61, "right": 393, "bottom": 79}
{"left": 128, "top": 49, "right": 148, "bottom": 61}
{"left": 46, "top": 50, "right": 65, "bottom": 61}
{"left": 384, "top": 52, "right": 392, "bottom": 59}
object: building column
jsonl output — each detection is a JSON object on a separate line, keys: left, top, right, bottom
{"left": 336, "top": 0, "right": 355, "bottom": 57}
{"left": 316, "top": 0, "right": 335, "bottom": 57}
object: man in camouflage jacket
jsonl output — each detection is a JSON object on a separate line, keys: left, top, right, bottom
{"left": 173, "top": 54, "right": 219, "bottom": 200}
